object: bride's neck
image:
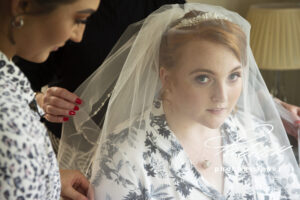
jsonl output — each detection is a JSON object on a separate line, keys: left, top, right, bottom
{"left": 162, "top": 100, "right": 219, "bottom": 142}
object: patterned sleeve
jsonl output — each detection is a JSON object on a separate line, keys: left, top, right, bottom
{"left": 277, "top": 162, "right": 300, "bottom": 198}
{"left": 0, "top": 128, "right": 60, "bottom": 199}
{"left": 251, "top": 120, "right": 300, "bottom": 198}
{"left": 92, "top": 149, "right": 145, "bottom": 200}
{"left": 269, "top": 133, "right": 300, "bottom": 198}
{"left": 0, "top": 94, "right": 60, "bottom": 199}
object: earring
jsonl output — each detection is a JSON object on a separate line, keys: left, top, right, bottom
{"left": 11, "top": 15, "right": 24, "bottom": 28}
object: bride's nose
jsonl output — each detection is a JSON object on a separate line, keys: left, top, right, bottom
{"left": 211, "top": 82, "right": 227, "bottom": 103}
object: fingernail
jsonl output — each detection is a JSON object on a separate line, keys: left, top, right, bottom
{"left": 75, "top": 98, "right": 82, "bottom": 105}
{"left": 74, "top": 105, "right": 79, "bottom": 111}
{"left": 69, "top": 111, "right": 76, "bottom": 115}
{"left": 63, "top": 117, "right": 69, "bottom": 122}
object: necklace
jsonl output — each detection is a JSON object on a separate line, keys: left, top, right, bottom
{"left": 192, "top": 156, "right": 212, "bottom": 170}
{"left": 201, "top": 160, "right": 212, "bottom": 169}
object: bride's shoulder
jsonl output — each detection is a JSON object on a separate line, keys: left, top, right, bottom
{"left": 229, "top": 112, "right": 284, "bottom": 150}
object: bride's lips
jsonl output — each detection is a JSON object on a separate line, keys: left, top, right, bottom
{"left": 206, "top": 108, "right": 226, "bottom": 114}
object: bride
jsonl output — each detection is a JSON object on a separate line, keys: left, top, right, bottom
{"left": 58, "top": 3, "right": 300, "bottom": 199}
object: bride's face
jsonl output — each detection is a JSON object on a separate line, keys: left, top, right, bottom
{"left": 161, "top": 39, "right": 243, "bottom": 129}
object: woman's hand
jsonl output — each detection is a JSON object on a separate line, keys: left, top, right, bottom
{"left": 60, "top": 169, "right": 94, "bottom": 200}
{"left": 35, "top": 87, "right": 82, "bottom": 123}
{"left": 276, "top": 98, "right": 300, "bottom": 139}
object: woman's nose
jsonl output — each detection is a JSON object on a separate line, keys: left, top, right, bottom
{"left": 70, "top": 25, "right": 85, "bottom": 43}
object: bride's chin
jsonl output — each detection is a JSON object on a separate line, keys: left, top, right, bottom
{"left": 200, "top": 118, "right": 226, "bottom": 129}
{"left": 205, "top": 123, "right": 223, "bottom": 130}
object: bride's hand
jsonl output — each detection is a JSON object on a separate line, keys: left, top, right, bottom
{"left": 36, "top": 87, "right": 82, "bottom": 123}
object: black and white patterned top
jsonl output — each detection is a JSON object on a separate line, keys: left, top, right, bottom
{"left": 0, "top": 51, "right": 61, "bottom": 200}
{"left": 91, "top": 99, "right": 300, "bottom": 199}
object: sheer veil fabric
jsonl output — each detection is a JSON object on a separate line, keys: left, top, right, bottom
{"left": 58, "top": 3, "right": 300, "bottom": 198}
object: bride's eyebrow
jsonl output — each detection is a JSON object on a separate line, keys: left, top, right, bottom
{"left": 189, "top": 69, "right": 215, "bottom": 75}
{"left": 189, "top": 65, "right": 241, "bottom": 75}
{"left": 230, "top": 66, "right": 242, "bottom": 72}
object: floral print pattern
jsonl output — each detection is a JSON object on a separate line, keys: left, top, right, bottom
{"left": 91, "top": 99, "right": 300, "bottom": 200}
{"left": 0, "top": 51, "right": 60, "bottom": 200}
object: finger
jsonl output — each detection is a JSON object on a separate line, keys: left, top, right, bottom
{"left": 282, "top": 119, "right": 297, "bottom": 139}
{"left": 47, "top": 87, "right": 82, "bottom": 104}
{"left": 62, "top": 197, "right": 72, "bottom": 200}
{"left": 62, "top": 187, "right": 88, "bottom": 200}
{"left": 43, "top": 105, "right": 76, "bottom": 117}
{"left": 296, "top": 120, "right": 300, "bottom": 129}
{"left": 87, "top": 185, "right": 95, "bottom": 200}
{"left": 43, "top": 95, "right": 78, "bottom": 111}
{"left": 76, "top": 187, "right": 86, "bottom": 196}
{"left": 44, "top": 114, "right": 69, "bottom": 123}
{"left": 75, "top": 172, "right": 90, "bottom": 194}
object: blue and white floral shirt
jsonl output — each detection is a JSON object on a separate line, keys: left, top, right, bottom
{"left": 0, "top": 51, "right": 60, "bottom": 200}
{"left": 92, "top": 100, "right": 300, "bottom": 200}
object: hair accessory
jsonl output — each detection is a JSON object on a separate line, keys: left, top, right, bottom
{"left": 174, "top": 12, "right": 229, "bottom": 29}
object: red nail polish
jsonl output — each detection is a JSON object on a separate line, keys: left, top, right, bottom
{"left": 63, "top": 117, "right": 69, "bottom": 122}
{"left": 75, "top": 98, "right": 82, "bottom": 105}
{"left": 74, "top": 105, "right": 79, "bottom": 111}
{"left": 69, "top": 111, "right": 76, "bottom": 115}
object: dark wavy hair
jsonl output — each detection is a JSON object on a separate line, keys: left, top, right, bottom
{"left": 29, "top": 0, "right": 78, "bottom": 14}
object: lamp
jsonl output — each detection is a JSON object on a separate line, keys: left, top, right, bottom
{"left": 246, "top": 3, "right": 300, "bottom": 100}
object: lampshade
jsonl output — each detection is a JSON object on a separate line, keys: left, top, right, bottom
{"left": 247, "top": 3, "right": 300, "bottom": 70}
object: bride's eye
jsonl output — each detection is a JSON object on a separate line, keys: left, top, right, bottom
{"left": 195, "top": 75, "right": 210, "bottom": 84}
{"left": 228, "top": 72, "right": 241, "bottom": 82}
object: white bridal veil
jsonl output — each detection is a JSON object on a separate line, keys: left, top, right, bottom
{"left": 58, "top": 3, "right": 300, "bottom": 198}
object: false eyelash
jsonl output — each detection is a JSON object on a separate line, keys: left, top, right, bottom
{"left": 75, "top": 19, "right": 88, "bottom": 25}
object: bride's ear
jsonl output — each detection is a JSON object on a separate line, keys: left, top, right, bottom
{"left": 159, "top": 66, "right": 173, "bottom": 100}
{"left": 159, "top": 66, "right": 171, "bottom": 88}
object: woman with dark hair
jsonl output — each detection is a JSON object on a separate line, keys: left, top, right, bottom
{"left": 16, "top": 0, "right": 186, "bottom": 151}
{"left": 0, "top": 0, "right": 99, "bottom": 199}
